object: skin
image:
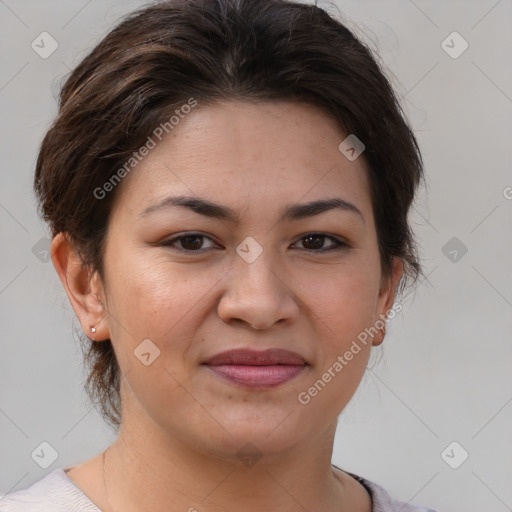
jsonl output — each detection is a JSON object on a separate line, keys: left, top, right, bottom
{"left": 52, "top": 99, "right": 403, "bottom": 512}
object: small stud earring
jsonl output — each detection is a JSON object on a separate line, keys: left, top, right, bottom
{"left": 91, "top": 327, "right": 96, "bottom": 333}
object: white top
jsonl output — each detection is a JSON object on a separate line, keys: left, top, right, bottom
{"left": 0, "top": 466, "right": 438, "bottom": 512}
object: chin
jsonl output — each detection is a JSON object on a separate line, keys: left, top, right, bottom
{"left": 193, "top": 417, "right": 308, "bottom": 463}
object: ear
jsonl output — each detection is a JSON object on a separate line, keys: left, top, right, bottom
{"left": 50, "top": 232, "right": 110, "bottom": 341}
{"left": 373, "top": 257, "right": 404, "bottom": 346}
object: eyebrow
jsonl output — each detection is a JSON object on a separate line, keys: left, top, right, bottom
{"left": 139, "top": 195, "right": 365, "bottom": 224}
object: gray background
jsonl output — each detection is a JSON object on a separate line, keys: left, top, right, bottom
{"left": 1, "top": 1, "right": 511, "bottom": 511}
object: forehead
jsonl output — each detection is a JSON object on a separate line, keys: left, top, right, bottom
{"left": 112, "top": 99, "right": 373, "bottom": 223}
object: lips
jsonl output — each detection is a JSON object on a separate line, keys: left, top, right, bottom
{"left": 203, "top": 348, "right": 306, "bottom": 366}
{"left": 202, "top": 348, "right": 308, "bottom": 388}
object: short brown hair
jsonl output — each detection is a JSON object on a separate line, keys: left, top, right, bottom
{"left": 34, "top": 0, "right": 425, "bottom": 430}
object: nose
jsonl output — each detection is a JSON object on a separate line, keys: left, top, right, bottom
{"left": 217, "top": 252, "right": 300, "bottom": 330}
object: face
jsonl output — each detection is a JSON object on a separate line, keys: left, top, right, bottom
{"left": 81, "top": 100, "right": 401, "bottom": 460}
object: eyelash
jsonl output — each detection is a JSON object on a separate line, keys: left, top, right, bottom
{"left": 161, "top": 232, "right": 349, "bottom": 253}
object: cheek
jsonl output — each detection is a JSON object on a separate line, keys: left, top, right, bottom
{"left": 105, "top": 247, "right": 209, "bottom": 327}
{"left": 295, "top": 270, "right": 377, "bottom": 415}
{"left": 102, "top": 254, "right": 204, "bottom": 419}
{"left": 103, "top": 248, "right": 228, "bottom": 377}
{"left": 297, "top": 257, "right": 380, "bottom": 338}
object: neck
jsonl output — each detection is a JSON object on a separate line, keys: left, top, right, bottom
{"left": 99, "top": 418, "right": 361, "bottom": 512}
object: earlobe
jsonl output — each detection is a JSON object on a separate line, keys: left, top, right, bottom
{"left": 380, "top": 257, "right": 404, "bottom": 310}
{"left": 373, "top": 257, "right": 404, "bottom": 346}
{"left": 50, "top": 232, "right": 109, "bottom": 340}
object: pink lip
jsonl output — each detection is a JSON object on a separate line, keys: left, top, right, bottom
{"left": 202, "top": 348, "right": 307, "bottom": 388}
{"left": 203, "top": 348, "right": 306, "bottom": 366}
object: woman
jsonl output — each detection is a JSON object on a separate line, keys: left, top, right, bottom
{"left": 0, "top": 0, "right": 437, "bottom": 510}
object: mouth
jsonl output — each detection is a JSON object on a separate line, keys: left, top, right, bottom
{"left": 202, "top": 348, "right": 308, "bottom": 388}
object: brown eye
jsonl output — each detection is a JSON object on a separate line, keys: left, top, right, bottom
{"left": 178, "top": 235, "right": 205, "bottom": 250}
{"left": 162, "top": 233, "right": 218, "bottom": 252}
{"left": 294, "top": 233, "right": 347, "bottom": 252}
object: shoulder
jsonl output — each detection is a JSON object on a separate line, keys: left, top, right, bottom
{"left": 0, "top": 469, "right": 100, "bottom": 512}
{"left": 339, "top": 467, "right": 438, "bottom": 512}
